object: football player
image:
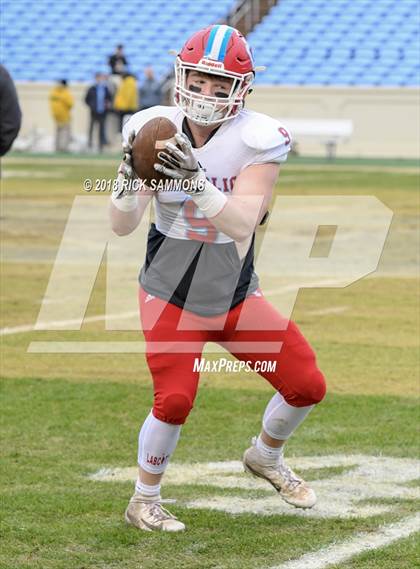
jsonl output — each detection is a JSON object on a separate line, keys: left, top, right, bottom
{"left": 110, "top": 25, "right": 326, "bottom": 532}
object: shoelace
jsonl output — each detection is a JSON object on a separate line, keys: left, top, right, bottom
{"left": 250, "top": 437, "right": 302, "bottom": 490}
{"left": 277, "top": 461, "right": 302, "bottom": 491}
{"left": 146, "top": 502, "right": 178, "bottom": 523}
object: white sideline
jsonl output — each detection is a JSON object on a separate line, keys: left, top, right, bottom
{"left": 271, "top": 513, "right": 420, "bottom": 569}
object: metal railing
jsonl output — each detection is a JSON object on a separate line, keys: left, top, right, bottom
{"left": 228, "top": 0, "right": 277, "bottom": 36}
{"left": 161, "top": 0, "right": 277, "bottom": 103}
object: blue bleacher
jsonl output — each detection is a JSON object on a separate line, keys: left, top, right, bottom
{"left": 1, "top": 0, "right": 234, "bottom": 82}
{"left": 1, "top": 0, "right": 419, "bottom": 87}
{"left": 248, "top": 0, "right": 420, "bottom": 87}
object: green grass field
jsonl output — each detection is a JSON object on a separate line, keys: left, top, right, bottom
{"left": 1, "top": 154, "right": 419, "bottom": 569}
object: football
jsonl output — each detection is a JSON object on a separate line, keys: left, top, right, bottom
{"left": 131, "top": 117, "right": 178, "bottom": 186}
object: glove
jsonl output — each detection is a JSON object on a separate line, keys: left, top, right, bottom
{"left": 154, "top": 132, "right": 206, "bottom": 194}
{"left": 114, "top": 130, "right": 136, "bottom": 198}
{"left": 111, "top": 130, "right": 138, "bottom": 212}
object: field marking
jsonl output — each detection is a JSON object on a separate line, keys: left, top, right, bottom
{"left": 27, "top": 341, "right": 282, "bottom": 354}
{"left": 27, "top": 341, "right": 146, "bottom": 353}
{"left": 0, "top": 274, "right": 407, "bottom": 340}
{"left": 294, "top": 165, "right": 420, "bottom": 174}
{"left": 0, "top": 311, "right": 138, "bottom": 336}
{"left": 2, "top": 169, "right": 66, "bottom": 179}
{"left": 4, "top": 156, "right": 419, "bottom": 174}
{"left": 270, "top": 513, "right": 420, "bottom": 569}
{"left": 3, "top": 157, "right": 118, "bottom": 167}
{"left": 89, "top": 455, "right": 420, "bottom": 567}
{"left": 0, "top": 275, "right": 406, "bottom": 339}
{"left": 277, "top": 175, "right": 356, "bottom": 182}
{"left": 89, "top": 455, "right": 420, "bottom": 520}
{"left": 2, "top": 281, "right": 349, "bottom": 337}
{"left": 306, "top": 305, "right": 349, "bottom": 316}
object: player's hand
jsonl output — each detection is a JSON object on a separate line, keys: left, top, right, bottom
{"left": 154, "top": 133, "right": 206, "bottom": 193}
{"left": 114, "top": 130, "right": 136, "bottom": 198}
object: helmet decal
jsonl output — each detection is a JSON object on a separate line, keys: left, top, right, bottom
{"left": 204, "top": 25, "right": 235, "bottom": 62}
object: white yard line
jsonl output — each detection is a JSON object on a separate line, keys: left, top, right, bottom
{"left": 26, "top": 341, "right": 278, "bottom": 354}
{"left": 275, "top": 174, "right": 356, "bottom": 182}
{"left": 1, "top": 323, "right": 41, "bottom": 335}
{"left": 307, "top": 306, "right": 349, "bottom": 316}
{"left": 0, "top": 311, "right": 138, "bottom": 336}
{"left": 270, "top": 513, "right": 420, "bottom": 569}
{"left": 27, "top": 341, "right": 146, "bottom": 353}
{"left": 263, "top": 279, "right": 351, "bottom": 297}
{"left": 2, "top": 282, "right": 347, "bottom": 336}
{"left": 2, "top": 169, "right": 67, "bottom": 178}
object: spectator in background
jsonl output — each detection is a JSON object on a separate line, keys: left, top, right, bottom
{"left": 49, "top": 79, "right": 74, "bottom": 152}
{"left": 113, "top": 73, "right": 139, "bottom": 132}
{"left": 84, "top": 73, "right": 112, "bottom": 152}
{"left": 0, "top": 65, "right": 21, "bottom": 156}
{"left": 109, "top": 45, "right": 128, "bottom": 76}
{"left": 139, "top": 67, "right": 162, "bottom": 110}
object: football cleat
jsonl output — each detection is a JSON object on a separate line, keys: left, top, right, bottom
{"left": 125, "top": 493, "right": 185, "bottom": 532}
{"left": 243, "top": 438, "right": 317, "bottom": 509}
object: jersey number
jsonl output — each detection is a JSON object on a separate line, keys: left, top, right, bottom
{"left": 278, "top": 127, "right": 291, "bottom": 145}
{"left": 183, "top": 200, "right": 217, "bottom": 243}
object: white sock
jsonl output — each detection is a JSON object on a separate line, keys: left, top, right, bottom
{"left": 138, "top": 411, "right": 181, "bottom": 475}
{"left": 262, "top": 392, "right": 314, "bottom": 440}
{"left": 135, "top": 479, "right": 161, "bottom": 500}
{"left": 255, "top": 435, "right": 284, "bottom": 466}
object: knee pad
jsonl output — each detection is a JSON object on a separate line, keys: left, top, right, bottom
{"left": 284, "top": 368, "right": 327, "bottom": 407}
{"left": 305, "top": 369, "right": 327, "bottom": 404}
{"left": 157, "top": 393, "right": 193, "bottom": 424}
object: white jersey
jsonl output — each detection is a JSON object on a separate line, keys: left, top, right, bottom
{"left": 123, "top": 106, "right": 291, "bottom": 245}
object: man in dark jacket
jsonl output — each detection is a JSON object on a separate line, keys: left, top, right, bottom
{"left": 0, "top": 65, "right": 22, "bottom": 156}
{"left": 108, "top": 45, "right": 128, "bottom": 76}
{"left": 84, "top": 73, "right": 112, "bottom": 152}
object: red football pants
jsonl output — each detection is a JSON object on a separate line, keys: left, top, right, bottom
{"left": 139, "top": 288, "right": 326, "bottom": 425}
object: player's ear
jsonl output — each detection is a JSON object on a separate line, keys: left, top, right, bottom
{"left": 242, "top": 88, "right": 253, "bottom": 109}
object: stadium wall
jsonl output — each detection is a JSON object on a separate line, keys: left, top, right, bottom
{"left": 247, "top": 86, "right": 420, "bottom": 159}
{"left": 15, "top": 82, "right": 420, "bottom": 158}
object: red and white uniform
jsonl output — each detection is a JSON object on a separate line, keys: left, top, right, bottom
{"left": 123, "top": 106, "right": 326, "bottom": 425}
{"left": 121, "top": 24, "right": 326, "bottom": 427}
{"left": 123, "top": 105, "right": 290, "bottom": 244}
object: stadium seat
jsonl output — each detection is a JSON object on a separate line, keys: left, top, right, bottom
{"left": 2, "top": 0, "right": 419, "bottom": 87}
{"left": 1, "top": 0, "right": 235, "bottom": 82}
{"left": 249, "top": 0, "right": 419, "bottom": 87}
